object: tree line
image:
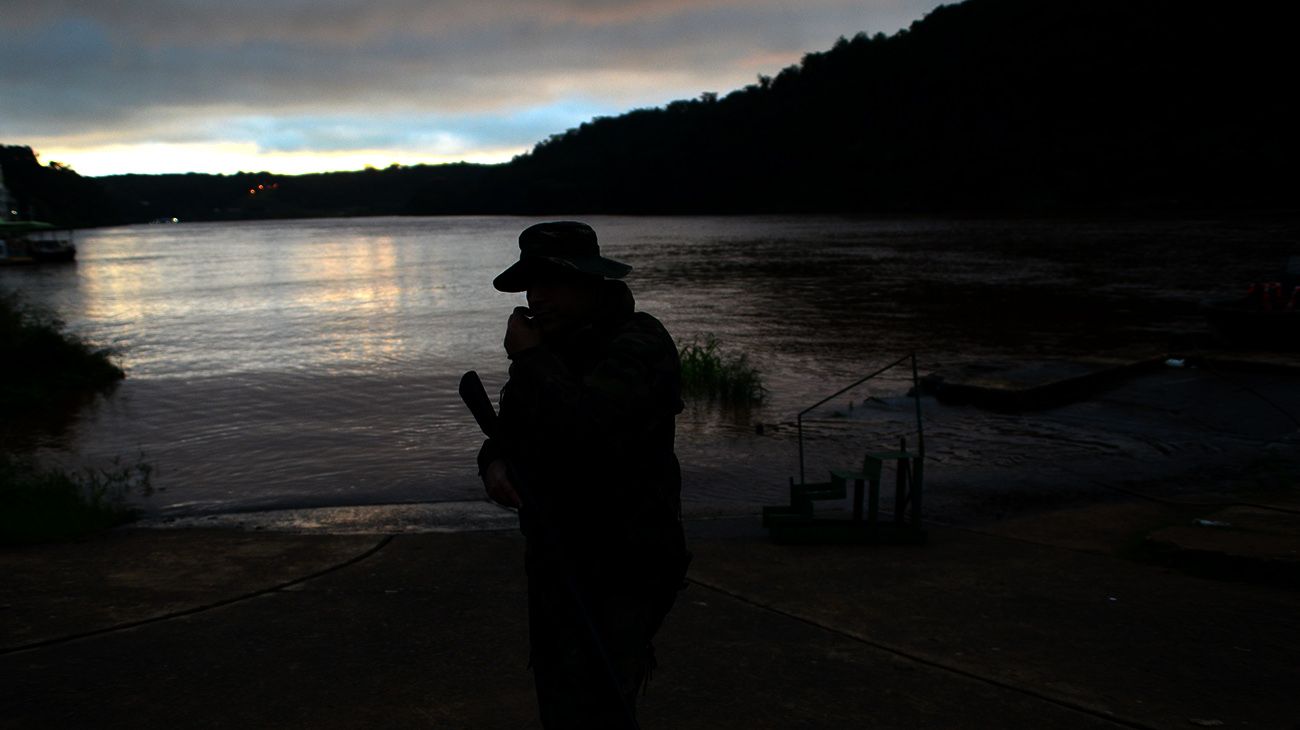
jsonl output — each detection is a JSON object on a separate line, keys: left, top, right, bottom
{"left": 2, "top": 0, "right": 1294, "bottom": 227}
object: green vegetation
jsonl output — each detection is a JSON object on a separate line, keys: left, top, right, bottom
{"left": 678, "top": 334, "right": 765, "bottom": 404}
{"left": 0, "top": 453, "right": 153, "bottom": 545}
{"left": 0, "top": 290, "right": 124, "bottom": 412}
{"left": 1, "top": 289, "right": 146, "bottom": 543}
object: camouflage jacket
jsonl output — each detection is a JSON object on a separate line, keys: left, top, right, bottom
{"left": 478, "top": 280, "right": 686, "bottom": 585}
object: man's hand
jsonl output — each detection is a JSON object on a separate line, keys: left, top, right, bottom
{"left": 505, "top": 306, "right": 542, "bottom": 357}
{"left": 484, "top": 459, "right": 522, "bottom": 509}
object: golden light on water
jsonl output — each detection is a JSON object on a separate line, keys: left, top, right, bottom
{"left": 298, "top": 240, "right": 410, "bottom": 371}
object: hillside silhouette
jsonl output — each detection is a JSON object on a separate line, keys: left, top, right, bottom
{"left": 481, "top": 0, "right": 1292, "bottom": 215}
{"left": 3, "top": 0, "right": 1293, "bottom": 225}
{"left": 0, "top": 146, "right": 119, "bottom": 227}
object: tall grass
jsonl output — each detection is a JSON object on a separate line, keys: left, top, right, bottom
{"left": 1, "top": 288, "right": 145, "bottom": 543}
{"left": 678, "top": 334, "right": 766, "bottom": 403}
{"left": 0, "top": 453, "right": 154, "bottom": 544}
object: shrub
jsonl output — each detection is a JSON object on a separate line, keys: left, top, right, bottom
{"left": 0, "top": 289, "right": 124, "bottom": 412}
{"left": 0, "top": 452, "right": 154, "bottom": 544}
{"left": 1, "top": 289, "right": 144, "bottom": 542}
{"left": 678, "top": 334, "right": 765, "bottom": 403}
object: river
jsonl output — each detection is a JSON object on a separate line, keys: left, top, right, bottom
{"left": 3, "top": 214, "right": 1297, "bottom": 518}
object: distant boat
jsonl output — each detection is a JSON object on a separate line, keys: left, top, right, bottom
{"left": 0, "top": 221, "right": 76, "bottom": 265}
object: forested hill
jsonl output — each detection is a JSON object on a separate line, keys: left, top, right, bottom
{"left": 6, "top": 0, "right": 1294, "bottom": 225}
{"left": 479, "top": 0, "right": 1293, "bottom": 214}
{"left": 0, "top": 146, "right": 119, "bottom": 227}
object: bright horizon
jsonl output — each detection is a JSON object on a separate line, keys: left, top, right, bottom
{"left": 2, "top": 1, "right": 944, "bottom": 177}
{"left": 35, "top": 141, "right": 529, "bottom": 178}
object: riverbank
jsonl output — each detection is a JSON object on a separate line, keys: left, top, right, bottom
{"left": 6, "top": 353, "right": 1299, "bottom": 727}
{"left": 3, "top": 496, "right": 1297, "bottom": 729}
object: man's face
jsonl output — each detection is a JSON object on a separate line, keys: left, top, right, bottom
{"left": 525, "top": 282, "right": 597, "bottom": 336}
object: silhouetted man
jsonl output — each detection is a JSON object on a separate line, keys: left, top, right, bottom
{"left": 478, "top": 221, "right": 690, "bottom": 728}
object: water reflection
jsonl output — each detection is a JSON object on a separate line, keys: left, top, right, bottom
{"left": 2, "top": 215, "right": 1297, "bottom": 517}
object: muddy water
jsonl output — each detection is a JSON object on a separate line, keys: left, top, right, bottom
{"left": 3, "top": 215, "right": 1297, "bottom": 518}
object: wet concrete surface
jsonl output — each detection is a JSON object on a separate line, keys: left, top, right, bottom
{"left": 137, "top": 501, "right": 524, "bottom": 534}
{"left": 3, "top": 519, "right": 1298, "bottom": 729}
{"left": 0, "top": 530, "right": 383, "bottom": 650}
{"left": 1145, "top": 505, "right": 1300, "bottom": 586}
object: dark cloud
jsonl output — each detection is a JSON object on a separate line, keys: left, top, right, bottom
{"left": 0, "top": 0, "right": 942, "bottom": 171}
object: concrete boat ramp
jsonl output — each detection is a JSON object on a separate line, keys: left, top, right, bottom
{"left": 3, "top": 354, "right": 1299, "bottom": 728}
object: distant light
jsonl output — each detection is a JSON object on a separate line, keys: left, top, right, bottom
{"left": 171, "top": 217, "right": 179, "bottom": 224}
{"left": 258, "top": 184, "right": 265, "bottom": 190}
{"left": 249, "top": 189, "right": 256, "bottom": 195}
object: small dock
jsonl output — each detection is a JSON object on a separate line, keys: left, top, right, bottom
{"left": 920, "top": 356, "right": 1166, "bottom": 410}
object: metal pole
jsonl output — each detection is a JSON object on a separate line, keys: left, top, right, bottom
{"left": 795, "top": 353, "right": 912, "bottom": 486}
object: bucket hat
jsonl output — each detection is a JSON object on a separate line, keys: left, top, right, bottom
{"left": 492, "top": 221, "right": 632, "bottom": 292}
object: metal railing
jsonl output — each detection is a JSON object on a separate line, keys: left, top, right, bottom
{"left": 796, "top": 352, "right": 925, "bottom": 487}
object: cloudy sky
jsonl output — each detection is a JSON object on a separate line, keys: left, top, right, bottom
{"left": 2, "top": 0, "right": 944, "bottom": 176}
